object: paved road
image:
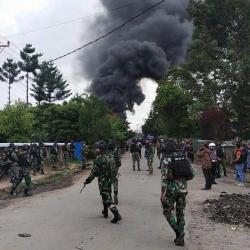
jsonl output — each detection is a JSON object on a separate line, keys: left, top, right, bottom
{"left": 0, "top": 152, "right": 189, "bottom": 250}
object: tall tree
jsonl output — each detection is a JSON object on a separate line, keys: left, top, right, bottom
{"left": 31, "top": 61, "right": 71, "bottom": 104}
{"left": 0, "top": 58, "right": 23, "bottom": 105}
{"left": 18, "top": 44, "right": 42, "bottom": 104}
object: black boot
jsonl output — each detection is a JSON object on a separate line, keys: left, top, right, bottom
{"left": 114, "top": 192, "right": 118, "bottom": 205}
{"left": 110, "top": 207, "right": 122, "bottom": 223}
{"left": 10, "top": 187, "right": 17, "bottom": 196}
{"left": 133, "top": 165, "right": 135, "bottom": 171}
{"left": 24, "top": 188, "right": 32, "bottom": 197}
{"left": 175, "top": 232, "right": 185, "bottom": 246}
{"left": 102, "top": 204, "right": 109, "bottom": 218}
{"left": 41, "top": 169, "right": 45, "bottom": 175}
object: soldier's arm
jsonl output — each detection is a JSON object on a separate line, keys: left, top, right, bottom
{"left": 85, "top": 163, "right": 99, "bottom": 184}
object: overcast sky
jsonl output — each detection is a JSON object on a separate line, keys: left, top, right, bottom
{"left": 0, "top": 0, "right": 156, "bottom": 131}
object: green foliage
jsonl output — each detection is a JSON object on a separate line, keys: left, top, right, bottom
{"left": 0, "top": 95, "right": 130, "bottom": 144}
{"left": 143, "top": 78, "right": 196, "bottom": 138}
{"left": 0, "top": 58, "right": 23, "bottom": 105}
{"left": 31, "top": 61, "right": 71, "bottom": 105}
{"left": 0, "top": 102, "right": 34, "bottom": 142}
{"left": 18, "top": 44, "right": 42, "bottom": 75}
{"left": 144, "top": 0, "right": 250, "bottom": 139}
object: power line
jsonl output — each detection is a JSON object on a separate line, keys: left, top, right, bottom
{"left": 5, "top": 0, "right": 147, "bottom": 38}
{"left": 50, "top": 0, "right": 167, "bottom": 62}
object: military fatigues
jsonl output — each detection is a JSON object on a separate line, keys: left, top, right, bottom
{"left": 85, "top": 153, "right": 122, "bottom": 223}
{"left": 145, "top": 144, "right": 155, "bottom": 174}
{"left": 161, "top": 157, "right": 194, "bottom": 246}
{"left": 10, "top": 150, "right": 32, "bottom": 196}
{"left": 108, "top": 149, "right": 121, "bottom": 204}
{"left": 130, "top": 143, "right": 140, "bottom": 171}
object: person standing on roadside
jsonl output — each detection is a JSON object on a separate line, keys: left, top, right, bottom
{"left": 247, "top": 142, "right": 250, "bottom": 171}
{"left": 197, "top": 142, "right": 213, "bottom": 190}
{"left": 233, "top": 143, "right": 246, "bottom": 186}
{"left": 209, "top": 143, "right": 218, "bottom": 184}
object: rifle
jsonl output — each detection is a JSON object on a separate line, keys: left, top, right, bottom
{"left": 80, "top": 182, "right": 87, "bottom": 193}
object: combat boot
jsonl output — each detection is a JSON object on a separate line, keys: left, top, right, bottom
{"left": 10, "top": 187, "right": 17, "bottom": 196}
{"left": 41, "top": 169, "right": 45, "bottom": 175}
{"left": 110, "top": 207, "right": 122, "bottom": 224}
{"left": 175, "top": 232, "right": 185, "bottom": 246}
{"left": 133, "top": 165, "right": 135, "bottom": 171}
{"left": 23, "top": 188, "right": 32, "bottom": 197}
{"left": 102, "top": 204, "right": 109, "bottom": 218}
{"left": 114, "top": 192, "right": 119, "bottom": 205}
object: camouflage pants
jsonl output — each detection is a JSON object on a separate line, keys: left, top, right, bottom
{"left": 147, "top": 157, "right": 154, "bottom": 173}
{"left": 11, "top": 168, "right": 32, "bottom": 191}
{"left": 101, "top": 190, "right": 113, "bottom": 206}
{"left": 132, "top": 153, "right": 140, "bottom": 170}
{"left": 162, "top": 192, "right": 187, "bottom": 233}
{"left": 111, "top": 176, "right": 118, "bottom": 193}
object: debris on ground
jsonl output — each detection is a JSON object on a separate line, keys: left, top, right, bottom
{"left": 18, "top": 233, "right": 31, "bottom": 237}
{"left": 204, "top": 193, "right": 250, "bottom": 227}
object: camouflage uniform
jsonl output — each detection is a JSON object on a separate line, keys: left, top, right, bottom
{"left": 108, "top": 148, "right": 121, "bottom": 204}
{"left": 10, "top": 148, "right": 32, "bottom": 196}
{"left": 161, "top": 157, "right": 194, "bottom": 246}
{"left": 85, "top": 151, "right": 122, "bottom": 223}
{"left": 145, "top": 144, "right": 155, "bottom": 174}
{"left": 130, "top": 142, "right": 140, "bottom": 171}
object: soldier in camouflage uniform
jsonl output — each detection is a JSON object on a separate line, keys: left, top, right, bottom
{"left": 145, "top": 141, "right": 155, "bottom": 174}
{"left": 160, "top": 140, "right": 194, "bottom": 246}
{"left": 10, "top": 145, "right": 32, "bottom": 196}
{"left": 130, "top": 139, "right": 141, "bottom": 171}
{"left": 107, "top": 141, "right": 121, "bottom": 205}
{"left": 84, "top": 141, "right": 122, "bottom": 224}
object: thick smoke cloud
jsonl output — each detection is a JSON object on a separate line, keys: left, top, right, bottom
{"left": 79, "top": 0, "right": 193, "bottom": 116}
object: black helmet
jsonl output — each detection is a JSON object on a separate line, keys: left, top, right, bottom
{"left": 107, "top": 140, "right": 116, "bottom": 151}
{"left": 165, "top": 139, "right": 177, "bottom": 155}
{"left": 22, "top": 144, "right": 29, "bottom": 151}
{"left": 9, "top": 143, "right": 15, "bottom": 149}
{"left": 95, "top": 140, "right": 107, "bottom": 151}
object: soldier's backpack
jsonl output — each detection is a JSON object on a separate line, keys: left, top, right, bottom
{"left": 172, "top": 152, "right": 193, "bottom": 179}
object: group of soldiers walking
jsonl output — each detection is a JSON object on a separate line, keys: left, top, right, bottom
{"left": 128, "top": 138, "right": 194, "bottom": 246}
{"left": 0, "top": 142, "right": 68, "bottom": 196}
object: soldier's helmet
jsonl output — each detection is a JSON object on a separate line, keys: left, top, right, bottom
{"left": 108, "top": 140, "right": 116, "bottom": 151}
{"left": 8, "top": 143, "right": 15, "bottom": 149}
{"left": 165, "top": 139, "right": 177, "bottom": 155}
{"left": 22, "top": 144, "right": 29, "bottom": 151}
{"left": 95, "top": 140, "right": 107, "bottom": 152}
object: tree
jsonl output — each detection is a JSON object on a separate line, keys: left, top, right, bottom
{"left": 199, "top": 107, "right": 232, "bottom": 140}
{"left": 31, "top": 61, "right": 71, "bottom": 104}
{"left": 79, "top": 95, "right": 112, "bottom": 144}
{"left": 0, "top": 58, "right": 23, "bottom": 105}
{"left": 188, "top": 0, "right": 250, "bottom": 137}
{"left": 143, "top": 78, "right": 196, "bottom": 138}
{"left": 18, "top": 44, "right": 42, "bottom": 104}
{"left": 0, "top": 102, "right": 35, "bottom": 142}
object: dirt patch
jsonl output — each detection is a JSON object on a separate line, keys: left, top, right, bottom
{"left": 0, "top": 165, "right": 89, "bottom": 208}
{"left": 204, "top": 193, "right": 250, "bottom": 227}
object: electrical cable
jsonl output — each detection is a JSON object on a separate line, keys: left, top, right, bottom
{"left": 5, "top": 0, "right": 148, "bottom": 38}
{"left": 50, "top": 0, "right": 167, "bottom": 62}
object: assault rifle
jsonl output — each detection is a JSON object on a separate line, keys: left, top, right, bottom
{"left": 80, "top": 182, "right": 87, "bottom": 193}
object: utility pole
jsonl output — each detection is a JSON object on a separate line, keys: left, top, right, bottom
{"left": 0, "top": 40, "right": 10, "bottom": 49}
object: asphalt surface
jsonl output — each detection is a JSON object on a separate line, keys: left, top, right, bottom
{"left": 0, "top": 152, "right": 189, "bottom": 250}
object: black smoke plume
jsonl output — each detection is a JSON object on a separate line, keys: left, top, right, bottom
{"left": 79, "top": 0, "right": 193, "bottom": 116}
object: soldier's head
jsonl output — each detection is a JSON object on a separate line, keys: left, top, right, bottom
{"left": 108, "top": 141, "right": 116, "bottom": 151}
{"left": 95, "top": 140, "right": 107, "bottom": 154}
{"left": 165, "top": 139, "right": 176, "bottom": 155}
{"left": 209, "top": 143, "right": 216, "bottom": 150}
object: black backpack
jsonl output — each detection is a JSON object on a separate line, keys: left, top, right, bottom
{"left": 172, "top": 152, "right": 193, "bottom": 179}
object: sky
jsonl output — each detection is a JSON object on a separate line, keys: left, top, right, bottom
{"left": 0, "top": 0, "right": 157, "bottom": 131}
